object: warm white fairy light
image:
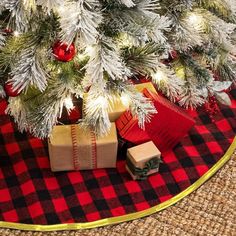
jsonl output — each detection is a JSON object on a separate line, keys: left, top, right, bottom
{"left": 13, "top": 31, "right": 20, "bottom": 37}
{"left": 120, "top": 93, "right": 131, "bottom": 107}
{"left": 118, "top": 33, "right": 134, "bottom": 48}
{"left": 85, "top": 46, "right": 95, "bottom": 56}
{"left": 64, "top": 96, "right": 74, "bottom": 110}
{"left": 153, "top": 70, "right": 166, "bottom": 83}
{"left": 187, "top": 12, "right": 204, "bottom": 30}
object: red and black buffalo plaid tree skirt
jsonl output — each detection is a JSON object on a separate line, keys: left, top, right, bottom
{"left": 0, "top": 89, "right": 236, "bottom": 227}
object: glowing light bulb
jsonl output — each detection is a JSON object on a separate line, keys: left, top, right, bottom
{"left": 118, "top": 33, "right": 134, "bottom": 48}
{"left": 188, "top": 14, "right": 199, "bottom": 24}
{"left": 153, "top": 70, "right": 166, "bottom": 83}
{"left": 120, "top": 94, "right": 130, "bottom": 108}
{"left": 187, "top": 13, "right": 203, "bottom": 30}
{"left": 13, "top": 31, "right": 20, "bottom": 37}
{"left": 85, "top": 46, "right": 94, "bottom": 56}
{"left": 64, "top": 97, "right": 74, "bottom": 110}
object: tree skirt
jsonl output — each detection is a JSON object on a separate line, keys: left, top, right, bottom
{"left": 0, "top": 90, "right": 236, "bottom": 231}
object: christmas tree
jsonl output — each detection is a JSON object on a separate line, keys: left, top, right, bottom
{"left": 0, "top": 0, "right": 235, "bottom": 138}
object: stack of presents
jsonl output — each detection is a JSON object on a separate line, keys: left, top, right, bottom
{"left": 48, "top": 82, "right": 195, "bottom": 180}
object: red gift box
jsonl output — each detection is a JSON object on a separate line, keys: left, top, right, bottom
{"left": 143, "top": 88, "right": 195, "bottom": 152}
{"left": 116, "top": 111, "right": 151, "bottom": 145}
{"left": 116, "top": 89, "right": 196, "bottom": 153}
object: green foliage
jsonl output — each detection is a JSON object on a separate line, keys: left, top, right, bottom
{"left": 197, "top": 0, "right": 236, "bottom": 23}
{"left": 122, "top": 43, "right": 166, "bottom": 76}
{"left": 178, "top": 53, "right": 212, "bottom": 85}
{"left": 0, "top": 34, "right": 32, "bottom": 71}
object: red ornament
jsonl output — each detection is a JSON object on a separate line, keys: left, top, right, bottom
{"left": 169, "top": 50, "right": 178, "bottom": 60}
{"left": 3, "top": 28, "right": 13, "bottom": 35}
{"left": 4, "top": 82, "right": 21, "bottom": 97}
{"left": 52, "top": 41, "right": 76, "bottom": 62}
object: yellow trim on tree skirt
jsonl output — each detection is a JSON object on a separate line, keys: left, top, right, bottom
{"left": 1, "top": 137, "right": 236, "bottom": 232}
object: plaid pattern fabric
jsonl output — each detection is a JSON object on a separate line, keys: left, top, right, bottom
{"left": 0, "top": 89, "right": 236, "bottom": 225}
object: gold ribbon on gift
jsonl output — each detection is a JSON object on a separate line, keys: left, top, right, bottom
{"left": 71, "top": 125, "right": 98, "bottom": 170}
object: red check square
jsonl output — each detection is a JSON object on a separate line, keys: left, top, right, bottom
{"left": 28, "top": 202, "right": 44, "bottom": 218}
{"left": 125, "top": 181, "right": 141, "bottom": 193}
{"left": 206, "top": 141, "right": 223, "bottom": 153}
{"left": 183, "top": 146, "right": 199, "bottom": 156}
{"left": 111, "top": 206, "right": 126, "bottom": 217}
{"left": 3, "top": 209, "right": 19, "bottom": 222}
{"left": 77, "top": 192, "right": 93, "bottom": 205}
{"left": 6, "top": 142, "right": 20, "bottom": 155}
{"left": 1, "top": 122, "right": 14, "bottom": 134}
{"left": 194, "top": 125, "right": 210, "bottom": 134}
{"left": 164, "top": 151, "right": 178, "bottom": 164}
{"left": 196, "top": 165, "right": 209, "bottom": 176}
{"left": 86, "top": 212, "right": 101, "bottom": 222}
{"left": 101, "top": 186, "right": 116, "bottom": 199}
{"left": 68, "top": 172, "right": 83, "bottom": 184}
{"left": 37, "top": 157, "right": 50, "bottom": 169}
{"left": 135, "top": 202, "right": 150, "bottom": 211}
{"left": 44, "top": 177, "right": 59, "bottom": 190}
{"left": 159, "top": 195, "right": 172, "bottom": 203}
{"left": 171, "top": 169, "right": 188, "bottom": 182}
{"left": 13, "top": 161, "right": 27, "bottom": 175}
{"left": 29, "top": 138, "right": 44, "bottom": 148}
{"left": 149, "top": 174, "right": 165, "bottom": 188}
{"left": 53, "top": 198, "right": 68, "bottom": 212}
{"left": 215, "top": 119, "right": 232, "bottom": 132}
{"left": 0, "top": 188, "right": 11, "bottom": 202}
{"left": 93, "top": 169, "right": 107, "bottom": 178}
{"left": 21, "top": 180, "right": 35, "bottom": 196}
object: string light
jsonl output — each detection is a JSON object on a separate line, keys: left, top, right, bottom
{"left": 64, "top": 96, "right": 74, "bottom": 111}
{"left": 120, "top": 94, "right": 130, "bottom": 107}
{"left": 187, "top": 13, "right": 204, "bottom": 30}
{"left": 118, "top": 33, "right": 134, "bottom": 48}
{"left": 85, "top": 46, "right": 95, "bottom": 56}
{"left": 153, "top": 70, "right": 166, "bottom": 83}
{"left": 13, "top": 31, "right": 20, "bottom": 37}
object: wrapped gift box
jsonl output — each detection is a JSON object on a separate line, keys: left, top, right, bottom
{"left": 143, "top": 88, "right": 196, "bottom": 152}
{"left": 115, "top": 83, "right": 157, "bottom": 145}
{"left": 116, "top": 88, "right": 195, "bottom": 153}
{"left": 83, "top": 82, "right": 157, "bottom": 122}
{"left": 116, "top": 111, "right": 151, "bottom": 145}
{"left": 108, "top": 99, "right": 128, "bottom": 122}
{"left": 126, "top": 141, "right": 162, "bottom": 180}
{"left": 48, "top": 123, "right": 118, "bottom": 171}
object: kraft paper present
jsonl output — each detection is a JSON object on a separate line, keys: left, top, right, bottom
{"left": 126, "top": 141, "right": 162, "bottom": 180}
{"left": 48, "top": 123, "right": 118, "bottom": 171}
